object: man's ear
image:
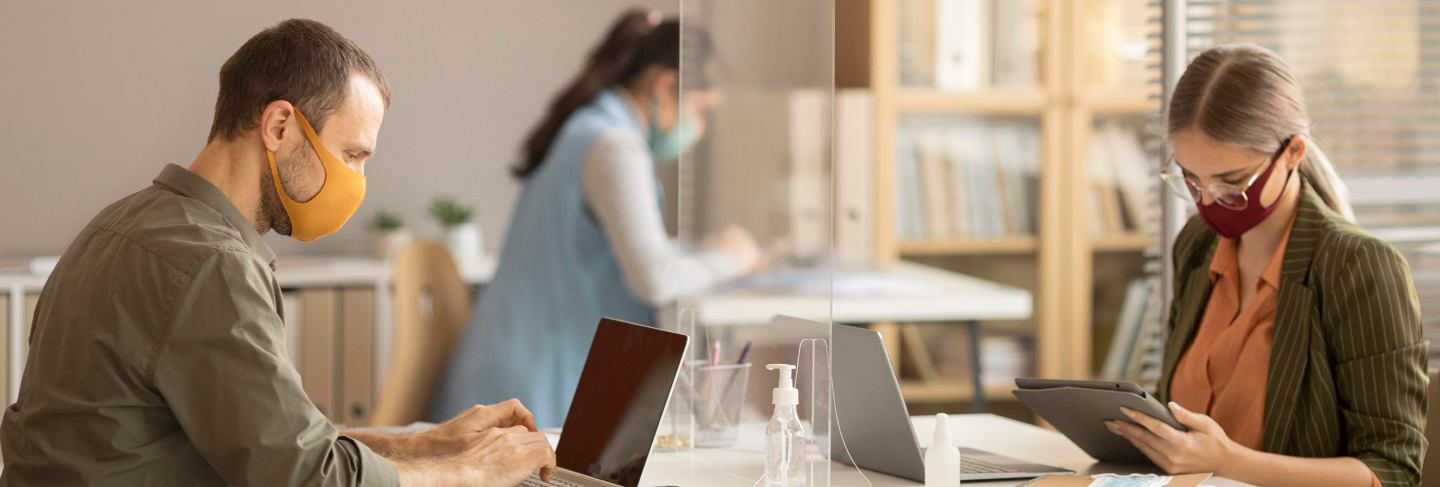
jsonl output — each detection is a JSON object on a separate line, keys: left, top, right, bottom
{"left": 258, "top": 100, "right": 296, "bottom": 153}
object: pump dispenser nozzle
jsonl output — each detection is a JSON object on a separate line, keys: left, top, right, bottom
{"left": 766, "top": 364, "right": 798, "bottom": 406}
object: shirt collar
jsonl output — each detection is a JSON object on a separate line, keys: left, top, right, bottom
{"left": 152, "top": 164, "right": 277, "bottom": 266}
{"left": 1208, "top": 211, "right": 1298, "bottom": 291}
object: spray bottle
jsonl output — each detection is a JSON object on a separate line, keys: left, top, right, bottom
{"left": 765, "top": 364, "right": 806, "bottom": 486}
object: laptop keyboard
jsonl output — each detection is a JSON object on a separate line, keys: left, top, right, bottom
{"left": 960, "top": 456, "right": 1014, "bottom": 474}
{"left": 519, "top": 473, "right": 586, "bottom": 487}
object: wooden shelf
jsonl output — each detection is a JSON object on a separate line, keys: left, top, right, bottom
{"left": 893, "top": 88, "right": 1047, "bottom": 115}
{"left": 897, "top": 237, "right": 1039, "bottom": 256}
{"left": 1092, "top": 233, "right": 1155, "bottom": 252}
{"left": 1083, "top": 89, "right": 1160, "bottom": 115}
{"left": 900, "top": 380, "right": 1018, "bottom": 403}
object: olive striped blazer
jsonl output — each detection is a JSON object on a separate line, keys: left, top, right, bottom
{"left": 1155, "top": 181, "right": 1429, "bottom": 486}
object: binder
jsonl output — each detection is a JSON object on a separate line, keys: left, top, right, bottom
{"left": 339, "top": 288, "right": 375, "bottom": 427}
{"left": 299, "top": 289, "right": 338, "bottom": 420}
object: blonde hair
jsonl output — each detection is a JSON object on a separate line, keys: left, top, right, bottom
{"left": 1166, "top": 44, "right": 1355, "bottom": 221}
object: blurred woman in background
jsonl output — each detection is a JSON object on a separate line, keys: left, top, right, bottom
{"left": 430, "top": 10, "right": 759, "bottom": 427}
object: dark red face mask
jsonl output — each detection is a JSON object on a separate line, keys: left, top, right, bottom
{"left": 1197, "top": 139, "right": 1294, "bottom": 240}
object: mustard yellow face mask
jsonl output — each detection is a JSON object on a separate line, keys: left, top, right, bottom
{"left": 266, "top": 107, "right": 366, "bottom": 242}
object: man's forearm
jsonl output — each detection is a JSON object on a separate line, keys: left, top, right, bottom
{"left": 344, "top": 430, "right": 421, "bottom": 460}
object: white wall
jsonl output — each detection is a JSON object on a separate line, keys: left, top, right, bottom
{"left": 0, "top": 0, "right": 673, "bottom": 258}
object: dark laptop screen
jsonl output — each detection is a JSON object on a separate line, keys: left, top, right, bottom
{"left": 556, "top": 318, "right": 688, "bottom": 487}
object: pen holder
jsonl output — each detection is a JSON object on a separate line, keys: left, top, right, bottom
{"left": 692, "top": 362, "right": 751, "bottom": 448}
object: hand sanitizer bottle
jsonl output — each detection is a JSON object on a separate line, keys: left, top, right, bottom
{"left": 765, "top": 364, "right": 805, "bottom": 486}
{"left": 925, "top": 413, "right": 961, "bottom": 487}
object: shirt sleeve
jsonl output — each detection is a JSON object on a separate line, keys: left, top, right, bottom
{"left": 1321, "top": 234, "right": 1428, "bottom": 487}
{"left": 149, "top": 250, "right": 400, "bottom": 487}
{"left": 581, "top": 130, "right": 743, "bottom": 305}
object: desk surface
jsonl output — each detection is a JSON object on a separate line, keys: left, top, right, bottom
{"left": 642, "top": 414, "right": 1248, "bottom": 486}
{"left": 0, "top": 254, "right": 498, "bottom": 291}
{"left": 687, "top": 261, "right": 1032, "bottom": 326}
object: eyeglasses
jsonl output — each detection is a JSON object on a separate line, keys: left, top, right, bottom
{"left": 1159, "top": 137, "right": 1293, "bottom": 211}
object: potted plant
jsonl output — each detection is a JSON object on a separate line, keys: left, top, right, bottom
{"left": 430, "top": 196, "right": 484, "bottom": 275}
{"left": 371, "top": 210, "right": 412, "bottom": 259}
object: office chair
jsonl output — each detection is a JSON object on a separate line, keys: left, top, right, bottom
{"left": 371, "top": 241, "right": 472, "bottom": 426}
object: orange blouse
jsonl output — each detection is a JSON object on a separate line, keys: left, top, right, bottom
{"left": 1170, "top": 214, "right": 1295, "bottom": 451}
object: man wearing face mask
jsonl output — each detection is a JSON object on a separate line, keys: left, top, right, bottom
{"left": 428, "top": 11, "right": 762, "bottom": 428}
{"left": 0, "top": 19, "right": 555, "bottom": 487}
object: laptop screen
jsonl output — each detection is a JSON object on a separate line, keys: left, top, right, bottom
{"left": 556, "top": 318, "right": 688, "bottom": 487}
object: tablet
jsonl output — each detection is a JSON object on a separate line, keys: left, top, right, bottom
{"left": 1013, "top": 378, "right": 1187, "bottom": 464}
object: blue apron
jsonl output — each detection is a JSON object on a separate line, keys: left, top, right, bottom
{"left": 428, "top": 90, "right": 658, "bottom": 427}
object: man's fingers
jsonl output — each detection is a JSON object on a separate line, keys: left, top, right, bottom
{"left": 504, "top": 398, "right": 538, "bottom": 431}
{"left": 536, "top": 442, "right": 558, "bottom": 481}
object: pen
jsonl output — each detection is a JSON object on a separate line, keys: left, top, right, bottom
{"left": 735, "top": 341, "right": 752, "bottom": 365}
{"left": 709, "top": 341, "right": 721, "bottom": 367}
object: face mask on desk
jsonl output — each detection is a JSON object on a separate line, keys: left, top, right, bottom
{"left": 267, "top": 107, "right": 367, "bottom": 242}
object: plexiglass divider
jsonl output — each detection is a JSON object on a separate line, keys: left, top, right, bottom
{"left": 644, "top": 0, "right": 844, "bottom": 485}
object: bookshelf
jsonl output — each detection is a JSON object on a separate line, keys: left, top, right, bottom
{"left": 839, "top": 0, "right": 1161, "bottom": 406}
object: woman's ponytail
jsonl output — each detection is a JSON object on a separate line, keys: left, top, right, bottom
{"left": 1298, "top": 138, "right": 1356, "bottom": 221}
{"left": 514, "top": 10, "right": 669, "bottom": 178}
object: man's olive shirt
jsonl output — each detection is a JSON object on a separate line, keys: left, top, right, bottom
{"left": 0, "top": 164, "right": 399, "bottom": 486}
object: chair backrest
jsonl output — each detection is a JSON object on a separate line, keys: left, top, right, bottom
{"left": 1424, "top": 368, "right": 1440, "bottom": 486}
{"left": 371, "top": 241, "right": 472, "bottom": 426}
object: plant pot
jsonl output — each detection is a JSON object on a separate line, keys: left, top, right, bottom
{"left": 372, "top": 229, "right": 413, "bottom": 259}
{"left": 443, "top": 222, "right": 485, "bottom": 276}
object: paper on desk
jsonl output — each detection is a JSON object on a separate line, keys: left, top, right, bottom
{"left": 1023, "top": 473, "right": 1211, "bottom": 487}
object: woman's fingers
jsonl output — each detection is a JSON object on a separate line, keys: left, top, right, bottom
{"left": 1120, "top": 407, "right": 1186, "bottom": 444}
{"left": 1167, "top": 401, "right": 1219, "bottom": 434}
{"left": 1108, "top": 419, "right": 1174, "bottom": 457}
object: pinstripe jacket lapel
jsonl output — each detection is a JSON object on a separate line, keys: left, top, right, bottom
{"left": 1260, "top": 187, "right": 1326, "bottom": 452}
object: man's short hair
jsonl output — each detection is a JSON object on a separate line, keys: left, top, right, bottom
{"left": 207, "top": 18, "right": 390, "bottom": 142}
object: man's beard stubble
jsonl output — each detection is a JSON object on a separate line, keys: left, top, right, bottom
{"left": 255, "top": 148, "right": 298, "bottom": 237}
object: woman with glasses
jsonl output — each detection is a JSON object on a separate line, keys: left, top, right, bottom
{"left": 1105, "top": 44, "right": 1426, "bottom": 487}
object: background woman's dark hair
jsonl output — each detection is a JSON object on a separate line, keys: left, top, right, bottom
{"left": 513, "top": 10, "right": 712, "bottom": 178}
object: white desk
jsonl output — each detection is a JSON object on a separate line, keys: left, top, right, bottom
{"left": 642, "top": 414, "right": 1249, "bottom": 486}
{"left": 686, "top": 261, "right": 1031, "bottom": 326}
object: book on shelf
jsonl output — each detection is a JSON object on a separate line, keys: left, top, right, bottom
{"left": 934, "top": 0, "right": 990, "bottom": 91}
{"left": 991, "top": 0, "right": 1038, "bottom": 87}
{"left": 1100, "top": 279, "right": 1152, "bottom": 380}
{"left": 896, "top": 131, "right": 928, "bottom": 240}
{"left": 895, "top": 121, "right": 1040, "bottom": 243}
{"left": 1087, "top": 121, "right": 1155, "bottom": 239}
{"left": 1100, "top": 276, "right": 1166, "bottom": 388}
{"left": 898, "top": 0, "right": 937, "bottom": 87}
{"left": 918, "top": 130, "right": 956, "bottom": 238}
{"left": 835, "top": 89, "right": 873, "bottom": 269}
{"left": 925, "top": 325, "right": 1034, "bottom": 388}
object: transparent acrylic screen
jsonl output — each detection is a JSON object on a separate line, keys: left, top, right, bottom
{"left": 646, "top": 0, "right": 840, "bottom": 485}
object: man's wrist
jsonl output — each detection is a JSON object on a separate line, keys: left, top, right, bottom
{"left": 345, "top": 429, "right": 425, "bottom": 460}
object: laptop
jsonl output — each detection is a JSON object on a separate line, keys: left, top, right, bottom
{"left": 520, "top": 318, "right": 689, "bottom": 487}
{"left": 831, "top": 323, "right": 1072, "bottom": 481}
